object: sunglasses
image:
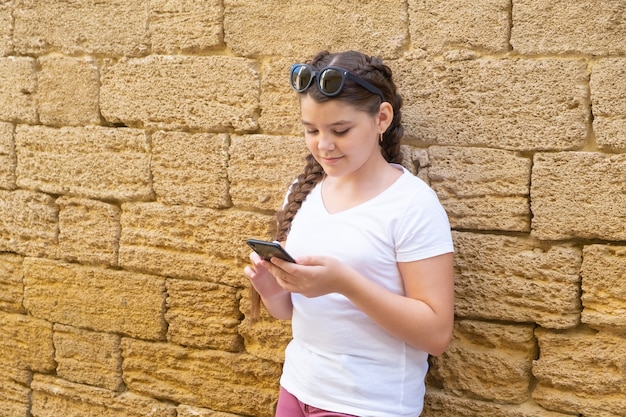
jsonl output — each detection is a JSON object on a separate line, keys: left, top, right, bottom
{"left": 290, "top": 63, "right": 385, "bottom": 101}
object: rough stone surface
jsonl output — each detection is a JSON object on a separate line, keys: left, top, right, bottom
{"left": 177, "top": 405, "right": 241, "bottom": 417}
{"left": 100, "top": 56, "right": 260, "bottom": 132}
{"left": 453, "top": 232, "right": 581, "bottom": 329}
{"left": 0, "top": 1, "right": 12, "bottom": 56}
{"left": 15, "top": 125, "right": 152, "bottom": 202}
{"left": 581, "top": 245, "right": 626, "bottom": 330}
{"left": 119, "top": 203, "right": 273, "bottom": 287}
{"left": 224, "top": 0, "right": 407, "bottom": 58}
{"left": 23, "top": 258, "right": 166, "bottom": 340}
{"left": 37, "top": 56, "right": 100, "bottom": 126}
{"left": 0, "top": 311, "right": 55, "bottom": 372}
{"left": 429, "top": 146, "right": 531, "bottom": 231}
{"left": 166, "top": 279, "right": 243, "bottom": 352}
{"left": 590, "top": 58, "right": 626, "bottom": 151}
{"left": 53, "top": 324, "right": 123, "bottom": 391}
{"left": 533, "top": 327, "right": 626, "bottom": 417}
{"left": 0, "top": 121, "right": 15, "bottom": 189}
{"left": 402, "top": 145, "right": 431, "bottom": 182}
{"left": 531, "top": 152, "right": 626, "bottom": 240}
{"left": 0, "top": 190, "right": 58, "bottom": 258}
{"left": 238, "top": 317, "right": 292, "bottom": 364}
{"left": 121, "top": 338, "right": 281, "bottom": 417}
{"left": 57, "top": 196, "right": 121, "bottom": 266}
{"left": 31, "top": 374, "right": 177, "bottom": 417}
{"left": 408, "top": 0, "right": 511, "bottom": 53}
{"left": 228, "top": 134, "right": 309, "bottom": 211}
{"left": 423, "top": 390, "right": 573, "bottom": 417}
{"left": 149, "top": 0, "right": 222, "bottom": 54}
{"left": 13, "top": 0, "right": 150, "bottom": 56}
{"left": 238, "top": 289, "right": 292, "bottom": 363}
{"left": 151, "top": 131, "right": 230, "bottom": 208}
{"left": 0, "top": 365, "right": 31, "bottom": 417}
{"left": 0, "top": 253, "right": 24, "bottom": 313}
{"left": 258, "top": 57, "right": 302, "bottom": 135}
{"left": 0, "top": 57, "right": 37, "bottom": 123}
{"left": 511, "top": 0, "right": 626, "bottom": 55}
{"left": 430, "top": 320, "right": 536, "bottom": 404}
{"left": 395, "top": 57, "right": 589, "bottom": 150}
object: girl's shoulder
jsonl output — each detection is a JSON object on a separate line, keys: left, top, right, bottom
{"left": 389, "top": 165, "right": 435, "bottom": 197}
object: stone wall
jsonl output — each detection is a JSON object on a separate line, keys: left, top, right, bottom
{"left": 1, "top": 1, "right": 625, "bottom": 416}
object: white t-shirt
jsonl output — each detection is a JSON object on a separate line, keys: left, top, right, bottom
{"left": 280, "top": 165, "right": 454, "bottom": 417}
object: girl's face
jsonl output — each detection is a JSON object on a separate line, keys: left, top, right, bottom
{"left": 299, "top": 95, "right": 384, "bottom": 179}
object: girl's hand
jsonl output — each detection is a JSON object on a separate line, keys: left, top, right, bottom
{"left": 244, "top": 252, "right": 287, "bottom": 299}
{"left": 244, "top": 251, "right": 293, "bottom": 320}
{"left": 264, "top": 256, "right": 354, "bottom": 298}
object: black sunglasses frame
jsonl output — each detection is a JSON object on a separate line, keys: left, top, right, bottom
{"left": 290, "top": 63, "right": 385, "bottom": 101}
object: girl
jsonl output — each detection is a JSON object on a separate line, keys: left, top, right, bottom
{"left": 245, "top": 50, "right": 454, "bottom": 417}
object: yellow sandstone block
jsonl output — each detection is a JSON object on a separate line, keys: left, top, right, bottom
{"left": 15, "top": 125, "right": 152, "bottom": 202}
{"left": 429, "top": 146, "right": 531, "bottom": 232}
{"left": 121, "top": 338, "right": 281, "bottom": 417}
{"left": 166, "top": 279, "right": 243, "bottom": 352}
{"left": 453, "top": 231, "right": 582, "bottom": 329}
{"left": 0, "top": 311, "right": 55, "bottom": 372}
{"left": 54, "top": 324, "right": 123, "bottom": 391}
{"left": 23, "top": 258, "right": 166, "bottom": 340}
{"left": 31, "top": 374, "right": 176, "bottom": 417}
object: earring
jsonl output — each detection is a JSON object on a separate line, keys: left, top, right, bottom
{"left": 379, "top": 133, "right": 384, "bottom": 144}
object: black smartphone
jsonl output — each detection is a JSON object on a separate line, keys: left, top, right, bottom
{"left": 246, "top": 239, "right": 296, "bottom": 263}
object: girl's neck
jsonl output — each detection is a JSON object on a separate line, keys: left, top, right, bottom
{"left": 321, "top": 162, "right": 402, "bottom": 214}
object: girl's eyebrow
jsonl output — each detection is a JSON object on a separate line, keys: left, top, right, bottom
{"left": 301, "top": 120, "right": 351, "bottom": 126}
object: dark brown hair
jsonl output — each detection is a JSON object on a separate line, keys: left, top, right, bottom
{"left": 249, "top": 50, "right": 404, "bottom": 319}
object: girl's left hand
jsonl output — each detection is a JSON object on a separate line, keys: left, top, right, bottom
{"left": 262, "top": 256, "right": 353, "bottom": 298}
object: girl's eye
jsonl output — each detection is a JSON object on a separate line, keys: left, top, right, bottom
{"left": 305, "top": 129, "right": 318, "bottom": 135}
{"left": 334, "top": 129, "right": 349, "bottom": 136}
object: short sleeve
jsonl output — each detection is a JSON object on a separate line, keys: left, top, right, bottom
{"left": 394, "top": 186, "right": 454, "bottom": 262}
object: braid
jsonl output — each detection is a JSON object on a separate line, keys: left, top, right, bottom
{"left": 274, "top": 154, "right": 325, "bottom": 241}
{"left": 249, "top": 154, "right": 323, "bottom": 320}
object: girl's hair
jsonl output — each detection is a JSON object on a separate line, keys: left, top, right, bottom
{"left": 249, "top": 50, "right": 404, "bottom": 319}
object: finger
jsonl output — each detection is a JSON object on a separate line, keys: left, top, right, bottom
{"left": 244, "top": 265, "right": 257, "bottom": 279}
{"left": 249, "top": 251, "right": 263, "bottom": 263}
{"left": 270, "top": 259, "right": 301, "bottom": 277}
{"left": 260, "top": 260, "right": 278, "bottom": 275}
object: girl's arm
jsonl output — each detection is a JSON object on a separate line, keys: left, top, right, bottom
{"left": 269, "top": 252, "right": 454, "bottom": 355}
{"left": 342, "top": 252, "right": 455, "bottom": 355}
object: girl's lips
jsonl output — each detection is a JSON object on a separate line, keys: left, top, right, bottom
{"left": 320, "top": 156, "right": 342, "bottom": 165}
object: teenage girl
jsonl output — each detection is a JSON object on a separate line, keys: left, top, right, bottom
{"left": 245, "top": 50, "right": 454, "bottom": 417}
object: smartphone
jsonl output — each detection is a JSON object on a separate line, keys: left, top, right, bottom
{"left": 246, "top": 239, "right": 296, "bottom": 263}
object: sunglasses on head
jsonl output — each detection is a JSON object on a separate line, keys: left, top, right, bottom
{"left": 289, "top": 63, "right": 385, "bottom": 101}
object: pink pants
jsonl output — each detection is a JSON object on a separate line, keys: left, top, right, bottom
{"left": 275, "top": 387, "right": 359, "bottom": 417}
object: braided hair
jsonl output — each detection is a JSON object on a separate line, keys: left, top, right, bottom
{"left": 249, "top": 50, "right": 404, "bottom": 319}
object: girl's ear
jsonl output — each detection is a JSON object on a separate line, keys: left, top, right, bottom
{"left": 377, "top": 102, "right": 394, "bottom": 133}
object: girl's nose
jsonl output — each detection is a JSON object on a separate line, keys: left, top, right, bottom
{"left": 317, "top": 133, "right": 335, "bottom": 151}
